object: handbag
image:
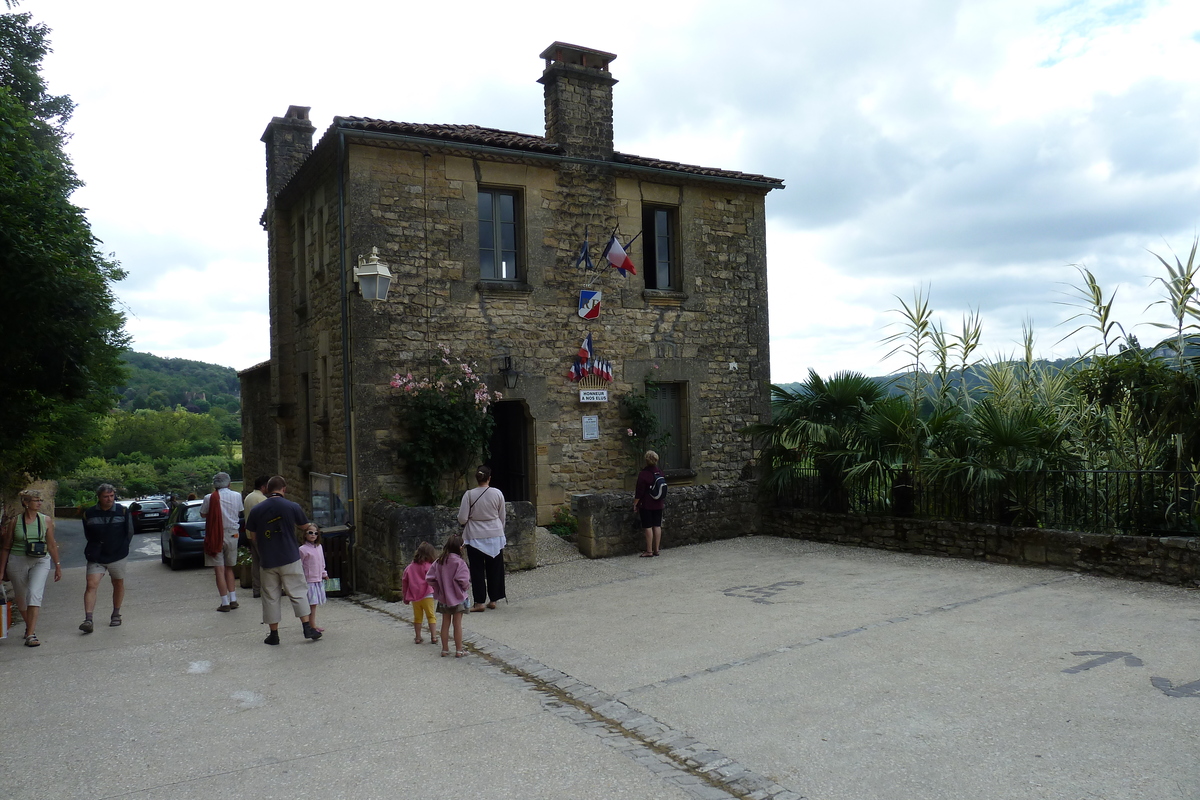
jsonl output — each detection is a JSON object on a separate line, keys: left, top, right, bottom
{"left": 22, "top": 515, "right": 47, "bottom": 558}
{"left": 203, "top": 490, "right": 225, "bottom": 557}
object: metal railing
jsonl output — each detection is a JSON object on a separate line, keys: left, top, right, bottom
{"left": 786, "top": 468, "right": 1200, "bottom": 536}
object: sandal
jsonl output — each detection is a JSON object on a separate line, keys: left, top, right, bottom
{"left": 24, "top": 633, "right": 40, "bottom": 647}
{"left": 441, "top": 648, "right": 450, "bottom": 657}
{"left": 455, "top": 650, "right": 467, "bottom": 658}
{"left": 469, "top": 604, "right": 486, "bottom": 613}
{"left": 414, "top": 635, "right": 423, "bottom": 644}
{"left": 640, "top": 551, "right": 654, "bottom": 558}
{"left": 430, "top": 635, "right": 439, "bottom": 645}
{"left": 486, "top": 601, "right": 497, "bottom": 609}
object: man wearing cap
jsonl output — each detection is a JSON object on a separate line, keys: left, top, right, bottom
{"left": 200, "top": 472, "right": 244, "bottom": 612}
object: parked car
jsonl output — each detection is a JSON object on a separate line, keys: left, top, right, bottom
{"left": 131, "top": 499, "right": 170, "bottom": 533}
{"left": 161, "top": 500, "right": 205, "bottom": 570}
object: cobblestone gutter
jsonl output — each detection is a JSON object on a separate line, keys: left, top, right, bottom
{"left": 353, "top": 595, "right": 806, "bottom": 800}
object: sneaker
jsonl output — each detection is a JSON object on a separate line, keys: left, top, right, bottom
{"left": 79, "top": 619, "right": 94, "bottom": 634}
{"left": 217, "top": 604, "right": 231, "bottom": 613}
{"left": 303, "top": 623, "right": 322, "bottom": 640}
{"left": 229, "top": 601, "right": 239, "bottom": 610}
{"left": 264, "top": 630, "right": 280, "bottom": 645}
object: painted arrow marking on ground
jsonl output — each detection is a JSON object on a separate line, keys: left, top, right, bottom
{"left": 1062, "top": 651, "right": 1144, "bottom": 674}
{"left": 1150, "top": 677, "right": 1200, "bottom": 698}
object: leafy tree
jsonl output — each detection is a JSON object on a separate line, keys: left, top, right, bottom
{"left": 100, "top": 408, "right": 225, "bottom": 461}
{"left": 0, "top": 9, "right": 127, "bottom": 496}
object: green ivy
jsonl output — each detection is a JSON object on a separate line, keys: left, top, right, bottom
{"left": 391, "top": 345, "right": 501, "bottom": 505}
{"left": 618, "top": 376, "right": 672, "bottom": 465}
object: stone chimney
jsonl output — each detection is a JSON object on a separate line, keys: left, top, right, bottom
{"left": 261, "top": 105, "right": 316, "bottom": 201}
{"left": 538, "top": 42, "right": 617, "bottom": 160}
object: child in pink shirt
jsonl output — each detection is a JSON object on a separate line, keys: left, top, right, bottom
{"left": 299, "top": 530, "right": 328, "bottom": 633}
{"left": 402, "top": 542, "right": 438, "bottom": 645}
{"left": 426, "top": 533, "right": 470, "bottom": 658}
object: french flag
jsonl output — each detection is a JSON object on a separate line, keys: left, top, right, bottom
{"left": 578, "top": 332, "right": 594, "bottom": 361}
{"left": 602, "top": 235, "right": 637, "bottom": 276}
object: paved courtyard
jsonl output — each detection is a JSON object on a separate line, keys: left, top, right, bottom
{"left": 2, "top": 534, "right": 1197, "bottom": 799}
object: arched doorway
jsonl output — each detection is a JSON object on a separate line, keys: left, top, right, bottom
{"left": 486, "top": 400, "right": 531, "bottom": 502}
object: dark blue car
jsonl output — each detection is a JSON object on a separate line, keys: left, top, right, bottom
{"left": 160, "top": 500, "right": 205, "bottom": 570}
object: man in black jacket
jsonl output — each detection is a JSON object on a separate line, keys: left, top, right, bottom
{"left": 79, "top": 484, "right": 134, "bottom": 633}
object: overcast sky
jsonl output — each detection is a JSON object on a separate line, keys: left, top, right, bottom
{"left": 25, "top": 0, "right": 1200, "bottom": 381}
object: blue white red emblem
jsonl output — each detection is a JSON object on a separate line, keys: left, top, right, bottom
{"left": 578, "top": 290, "right": 601, "bottom": 320}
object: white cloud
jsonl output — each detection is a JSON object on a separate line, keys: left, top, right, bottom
{"left": 22, "top": 0, "right": 1200, "bottom": 382}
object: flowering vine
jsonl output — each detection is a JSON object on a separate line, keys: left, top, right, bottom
{"left": 390, "top": 344, "right": 503, "bottom": 504}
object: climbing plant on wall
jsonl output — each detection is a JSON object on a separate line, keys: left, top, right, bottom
{"left": 390, "top": 344, "right": 501, "bottom": 505}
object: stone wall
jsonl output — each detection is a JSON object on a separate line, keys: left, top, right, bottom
{"left": 570, "top": 482, "right": 760, "bottom": 558}
{"left": 762, "top": 507, "right": 1200, "bottom": 587}
{"left": 356, "top": 500, "right": 537, "bottom": 600}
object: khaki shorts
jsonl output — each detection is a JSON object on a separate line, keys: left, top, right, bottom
{"left": 204, "top": 536, "right": 239, "bottom": 567}
{"left": 86, "top": 558, "right": 128, "bottom": 580}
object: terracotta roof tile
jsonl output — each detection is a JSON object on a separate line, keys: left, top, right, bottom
{"left": 332, "top": 117, "right": 783, "bottom": 188}
{"left": 336, "top": 117, "right": 563, "bottom": 154}
{"left": 612, "top": 152, "right": 783, "bottom": 186}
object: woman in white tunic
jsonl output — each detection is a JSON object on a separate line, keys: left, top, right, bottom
{"left": 458, "top": 465, "right": 506, "bottom": 612}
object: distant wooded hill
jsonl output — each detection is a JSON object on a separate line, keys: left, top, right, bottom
{"left": 118, "top": 351, "right": 241, "bottom": 413}
{"left": 775, "top": 356, "right": 1085, "bottom": 396}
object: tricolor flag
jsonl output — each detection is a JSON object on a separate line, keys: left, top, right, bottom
{"left": 574, "top": 236, "right": 593, "bottom": 272}
{"left": 601, "top": 235, "right": 637, "bottom": 276}
{"left": 578, "top": 332, "right": 594, "bottom": 361}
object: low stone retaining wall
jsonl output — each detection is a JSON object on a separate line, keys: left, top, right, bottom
{"left": 357, "top": 500, "right": 536, "bottom": 601}
{"left": 762, "top": 507, "right": 1200, "bottom": 587}
{"left": 570, "top": 482, "right": 759, "bottom": 558}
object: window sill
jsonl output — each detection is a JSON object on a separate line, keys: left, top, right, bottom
{"left": 643, "top": 289, "right": 686, "bottom": 307}
{"left": 477, "top": 280, "right": 532, "bottom": 295}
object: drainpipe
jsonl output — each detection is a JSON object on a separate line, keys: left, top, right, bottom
{"left": 337, "top": 130, "right": 357, "bottom": 590}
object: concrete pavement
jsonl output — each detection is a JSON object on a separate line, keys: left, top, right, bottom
{"left": 2, "top": 534, "right": 1198, "bottom": 799}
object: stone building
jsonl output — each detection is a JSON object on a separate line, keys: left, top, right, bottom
{"left": 241, "top": 42, "right": 783, "bottom": 567}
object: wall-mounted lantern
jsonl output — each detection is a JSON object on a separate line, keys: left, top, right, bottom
{"left": 499, "top": 355, "right": 520, "bottom": 390}
{"left": 354, "top": 247, "right": 392, "bottom": 301}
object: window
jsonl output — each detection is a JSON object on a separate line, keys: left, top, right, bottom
{"left": 647, "top": 382, "right": 688, "bottom": 469}
{"left": 293, "top": 213, "right": 307, "bottom": 298}
{"left": 642, "top": 205, "right": 677, "bottom": 290}
{"left": 478, "top": 189, "right": 521, "bottom": 281}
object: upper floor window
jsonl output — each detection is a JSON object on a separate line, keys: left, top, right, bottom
{"left": 642, "top": 205, "right": 677, "bottom": 290}
{"left": 647, "top": 381, "right": 688, "bottom": 469}
{"left": 478, "top": 189, "right": 522, "bottom": 281}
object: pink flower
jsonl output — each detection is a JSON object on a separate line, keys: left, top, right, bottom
{"left": 626, "top": 428, "right": 634, "bottom": 436}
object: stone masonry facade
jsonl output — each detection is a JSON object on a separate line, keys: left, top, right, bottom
{"left": 244, "top": 43, "right": 783, "bottom": 594}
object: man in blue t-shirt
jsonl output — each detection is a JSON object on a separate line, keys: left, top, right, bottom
{"left": 80, "top": 483, "right": 134, "bottom": 633}
{"left": 245, "top": 476, "right": 322, "bottom": 645}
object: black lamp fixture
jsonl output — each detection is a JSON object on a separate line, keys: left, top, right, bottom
{"left": 499, "top": 355, "right": 520, "bottom": 390}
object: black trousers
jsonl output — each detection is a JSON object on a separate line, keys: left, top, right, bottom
{"left": 465, "top": 545, "right": 505, "bottom": 604}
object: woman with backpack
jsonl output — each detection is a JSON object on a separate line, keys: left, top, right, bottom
{"left": 633, "top": 450, "right": 667, "bottom": 557}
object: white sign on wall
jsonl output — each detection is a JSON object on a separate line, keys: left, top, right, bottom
{"left": 579, "top": 390, "right": 609, "bottom": 403}
{"left": 581, "top": 415, "right": 600, "bottom": 441}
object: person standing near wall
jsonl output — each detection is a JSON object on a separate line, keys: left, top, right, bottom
{"left": 200, "top": 472, "right": 244, "bottom": 612}
{"left": 79, "top": 484, "right": 132, "bottom": 631}
{"left": 242, "top": 475, "right": 269, "bottom": 599}
{"left": 633, "top": 450, "right": 666, "bottom": 557}
{"left": 459, "top": 465, "right": 506, "bottom": 613}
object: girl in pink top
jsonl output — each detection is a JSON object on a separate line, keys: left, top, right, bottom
{"left": 402, "top": 542, "right": 438, "bottom": 645}
{"left": 426, "top": 533, "right": 470, "bottom": 658}
{"left": 299, "top": 530, "right": 328, "bottom": 632}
